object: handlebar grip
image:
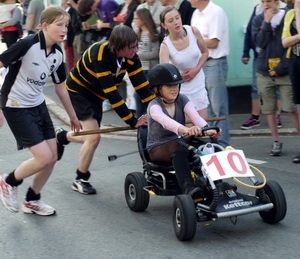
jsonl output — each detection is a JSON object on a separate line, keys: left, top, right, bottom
{"left": 201, "top": 126, "right": 220, "bottom": 134}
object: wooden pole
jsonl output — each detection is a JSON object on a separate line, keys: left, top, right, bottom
{"left": 72, "top": 116, "right": 226, "bottom": 136}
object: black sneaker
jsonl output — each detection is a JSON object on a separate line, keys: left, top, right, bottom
{"left": 55, "top": 127, "right": 66, "bottom": 161}
{"left": 72, "top": 179, "right": 97, "bottom": 195}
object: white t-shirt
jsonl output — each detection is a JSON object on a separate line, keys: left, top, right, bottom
{"left": 191, "top": 1, "right": 229, "bottom": 59}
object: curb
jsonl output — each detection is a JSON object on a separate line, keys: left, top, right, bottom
{"left": 46, "top": 96, "right": 298, "bottom": 138}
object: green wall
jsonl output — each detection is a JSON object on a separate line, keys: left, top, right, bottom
{"left": 214, "top": 0, "right": 260, "bottom": 86}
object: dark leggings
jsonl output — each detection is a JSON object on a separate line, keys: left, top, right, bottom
{"left": 148, "top": 139, "right": 194, "bottom": 191}
{"left": 2, "top": 31, "right": 19, "bottom": 48}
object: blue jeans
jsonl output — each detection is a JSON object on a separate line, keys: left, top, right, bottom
{"left": 203, "top": 57, "right": 230, "bottom": 147}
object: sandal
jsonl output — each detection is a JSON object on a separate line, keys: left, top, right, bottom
{"left": 292, "top": 154, "right": 300, "bottom": 163}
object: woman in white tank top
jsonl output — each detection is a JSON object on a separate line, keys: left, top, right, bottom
{"left": 159, "top": 6, "right": 209, "bottom": 119}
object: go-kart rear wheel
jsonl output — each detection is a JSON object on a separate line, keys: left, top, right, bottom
{"left": 124, "top": 172, "right": 150, "bottom": 212}
{"left": 257, "top": 180, "right": 287, "bottom": 224}
{"left": 172, "top": 194, "right": 197, "bottom": 241}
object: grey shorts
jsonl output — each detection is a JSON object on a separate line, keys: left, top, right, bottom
{"left": 3, "top": 101, "right": 55, "bottom": 150}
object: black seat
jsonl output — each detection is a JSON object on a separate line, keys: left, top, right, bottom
{"left": 137, "top": 126, "right": 200, "bottom": 173}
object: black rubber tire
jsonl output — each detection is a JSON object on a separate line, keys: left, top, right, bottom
{"left": 172, "top": 194, "right": 197, "bottom": 241}
{"left": 124, "top": 172, "right": 150, "bottom": 212}
{"left": 257, "top": 180, "right": 287, "bottom": 224}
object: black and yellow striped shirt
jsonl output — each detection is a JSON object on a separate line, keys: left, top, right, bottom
{"left": 66, "top": 41, "right": 155, "bottom": 127}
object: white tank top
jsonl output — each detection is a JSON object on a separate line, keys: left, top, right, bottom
{"left": 163, "top": 25, "right": 205, "bottom": 95}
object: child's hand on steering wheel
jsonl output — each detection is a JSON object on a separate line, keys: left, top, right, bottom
{"left": 187, "top": 126, "right": 202, "bottom": 136}
{"left": 205, "top": 129, "right": 222, "bottom": 139}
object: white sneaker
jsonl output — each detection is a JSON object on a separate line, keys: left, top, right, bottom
{"left": 0, "top": 174, "right": 19, "bottom": 212}
{"left": 22, "top": 199, "right": 56, "bottom": 216}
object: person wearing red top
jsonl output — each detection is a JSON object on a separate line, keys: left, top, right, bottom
{"left": 0, "top": 0, "right": 23, "bottom": 48}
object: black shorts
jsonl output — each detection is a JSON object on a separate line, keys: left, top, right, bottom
{"left": 3, "top": 101, "right": 54, "bottom": 150}
{"left": 69, "top": 92, "right": 103, "bottom": 126}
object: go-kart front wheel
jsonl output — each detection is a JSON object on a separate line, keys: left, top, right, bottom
{"left": 173, "top": 194, "right": 197, "bottom": 241}
{"left": 124, "top": 172, "right": 150, "bottom": 212}
{"left": 257, "top": 180, "right": 287, "bottom": 224}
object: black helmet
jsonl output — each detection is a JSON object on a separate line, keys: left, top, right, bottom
{"left": 148, "top": 63, "right": 184, "bottom": 89}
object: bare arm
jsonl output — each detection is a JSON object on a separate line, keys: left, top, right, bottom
{"left": 26, "top": 13, "right": 35, "bottom": 31}
{"left": 69, "top": 0, "right": 78, "bottom": 11}
{"left": 195, "top": 27, "right": 209, "bottom": 67}
{"left": 205, "top": 38, "right": 219, "bottom": 49}
{"left": 182, "top": 27, "right": 208, "bottom": 82}
{"left": 159, "top": 42, "right": 170, "bottom": 63}
{"left": 282, "top": 34, "right": 300, "bottom": 48}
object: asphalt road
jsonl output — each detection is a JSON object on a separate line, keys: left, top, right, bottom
{"left": 1, "top": 113, "right": 300, "bottom": 258}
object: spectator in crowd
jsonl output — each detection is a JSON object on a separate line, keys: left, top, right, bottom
{"left": 132, "top": 0, "right": 163, "bottom": 30}
{"left": 282, "top": 0, "right": 300, "bottom": 162}
{"left": 20, "top": 0, "right": 29, "bottom": 24}
{"left": 240, "top": 1, "right": 288, "bottom": 130}
{"left": 26, "top": 0, "right": 44, "bottom": 34}
{"left": 62, "top": 0, "right": 75, "bottom": 72}
{"left": 78, "top": 0, "right": 119, "bottom": 44}
{"left": 133, "top": 7, "right": 159, "bottom": 117}
{"left": 0, "top": 6, "right": 81, "bottom": 215}
{"left": 159, "top": 0, "right": 194, "bottom": 42}
{"left": 252, "top": 0, "right": 300, "bottom": 156}
{"left": 110, "top": 0, "right": 139, "bottom": 29}
{"left": 159, "top": 6, "right": 209, "bottom": 119}
{"left": 55, "top": 25, "right": 155, "bottom": 195}
{"left": 77, "top": 0, "right": 120, "bottom": 113}
{"left": 190, "top": 0, "right": 230, "bottom": 147}
{"left": 0, "top": 0, "right": 23, "bottom": 48}
{"left": 68, "top": 0, "right": 89, "bottom": 63}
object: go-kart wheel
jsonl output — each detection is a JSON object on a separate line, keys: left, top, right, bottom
{"left": 257, "top": 180, "right": 287, "bottom": 224}
{"left": 172, "top": 194, "right": 197, "bottom": 241}
{"left": 124, "top": 172, "right": 149, "bottom": 212}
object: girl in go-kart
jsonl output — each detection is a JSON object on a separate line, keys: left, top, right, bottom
{"left": 146, "top": 63, "right": 222, "bottom": 199}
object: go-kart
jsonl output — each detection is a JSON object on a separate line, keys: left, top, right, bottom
{"left": 123, "top": 126, "right": 287, "bottom": 241}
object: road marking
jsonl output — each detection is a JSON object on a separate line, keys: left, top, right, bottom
{"left": 246, "top": 158, "right": 267, "bottom": 165}
{"left": 45, "top": 96, "right": 55, "bottom": 105}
